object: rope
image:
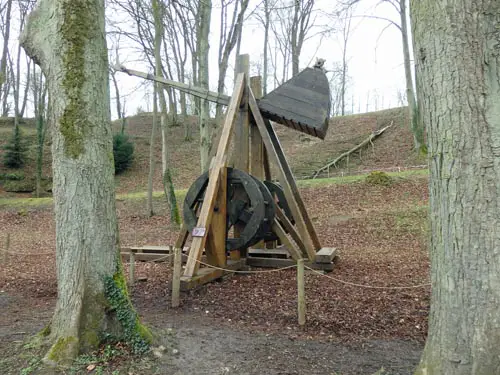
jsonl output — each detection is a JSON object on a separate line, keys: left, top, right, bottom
{"left": 3, "top": 248, "right": 430, "bottom": 289}
{"left": 304, "top": 265, "right": 431, "bottom": 290}
{"left": 3, "top": 251, "right": 53, "bottom": 256}
{"left": 192, "top": 256, "right": 298, "bottom": 274}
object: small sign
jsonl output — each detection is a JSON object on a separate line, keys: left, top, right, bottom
{"left": 192, "top": 227, "right": 207, "bottom": 237}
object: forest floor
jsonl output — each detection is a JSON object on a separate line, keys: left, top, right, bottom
{"left": 0, "top": 172, "right": 430, "bottom": 374}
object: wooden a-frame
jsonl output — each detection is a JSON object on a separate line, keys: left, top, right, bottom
{"left": 174, "top": 72, "right": 325, "bottom": 289}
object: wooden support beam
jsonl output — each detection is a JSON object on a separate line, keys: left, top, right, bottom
{"left": 297, "top": 258, "right": 306, "bottom": 326}
{"left": 173, "top": 224, "right": 189, "bottom": 266}
{"left": 263, "top": 118, "right": 322, "bottom": 251}
{"left": 250, "top": 76, "right": 265, "bottom": 180}
{"left": 248, "top": 90, "right": 318, "bottom": 261}
{"left": 233, "top": 55, "right": 250, "bottom": 172}
{"left": 128, "top": 251, "right": 135, "bottom": 287}
{"left": 114, "top": 64, "right": 231, "bottom": 106}
{"left": 183, "top": 74, "right": 246, "bottom": 278}
{"left": 205, "top": 165, "right": 228, "bottom": 267}
{"left": 180, "top": 259, "right": 245, "bottom": 290}
{"left": 171, "top": 247, "right": 182, "bottom": 308}
{"left": 245, "top": 256, "right": 335, "bottom": 271}
{"left": 232, "top": 55, "right": 250, "bottom": 259}
{"left": 275, "top": 207, "right": 307, "bottom": 256}
{"left": 272, "top": 219, "right": 302, "bottom": 260}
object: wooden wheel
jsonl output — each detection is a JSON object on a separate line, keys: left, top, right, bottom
{"left": 183, "top": 168, "right": 273, "bottom": 251}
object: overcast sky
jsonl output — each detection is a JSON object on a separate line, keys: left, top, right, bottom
{"left": 2, "top": 1, "right": 410, "bottom": 119}
{"left": 110, "top": 0, "right": 410, "bottom": 119}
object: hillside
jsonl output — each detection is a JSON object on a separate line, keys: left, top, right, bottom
{"left": 0, "top": 107, "right": 426, "bottom": 195}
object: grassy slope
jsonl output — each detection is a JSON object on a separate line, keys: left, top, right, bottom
{"left": 0, "top": 107, "right": 426, "bottom": 196}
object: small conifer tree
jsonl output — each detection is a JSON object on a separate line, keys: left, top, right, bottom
{"left": 113, "top": 132, "right": 134, "bottom": 174}
{"left": 3, "top": 125, "right": 27, "bottom": 169}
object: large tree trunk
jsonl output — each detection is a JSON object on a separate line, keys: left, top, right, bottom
{"left": 411, "top": 1, "right": 500, "bottom": 374}
{"left": 197, "top": 0, "right": 212, "bottom": 171}
{"left": 400, "top": 0, "right": 423, "bottom": 151}
{"left": 21, "top": 0, "right": 151, "bottom": 366}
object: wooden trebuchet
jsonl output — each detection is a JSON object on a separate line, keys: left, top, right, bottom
{"left": 311, "top": 122, "right": 393, "bottom": 179}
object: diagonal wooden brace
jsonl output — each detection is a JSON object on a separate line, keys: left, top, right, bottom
{"left": 182, "top": 74, "right": 246, "bottom": 278}
{"left": 248, "top": 90, "right": 321, "bottom": 261}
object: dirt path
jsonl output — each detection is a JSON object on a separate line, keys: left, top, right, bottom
{"left": 156, "top": 313, "right": 422, "bottom": 375}
{"left": 0, "top": 292, "right": 422, "bottom": 375}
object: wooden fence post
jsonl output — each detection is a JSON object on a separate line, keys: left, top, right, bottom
{"left": 128, "top": 250, "right": 135, "bottom": 287}
{"left": 171, "top": 247, "right": 182, "bottom": 308}
{"left": 2, "top": 233, "right": 10, "bottom": 265}
{"left": 297, "top": 258, "right": 306, "bottom": 326}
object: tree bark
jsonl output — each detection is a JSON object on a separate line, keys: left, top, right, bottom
{"left": 400, "top": 0, "right": 423, "bottom": 151}
{"left": 0, "top": 0, "right": 12, "bottom": 93}
{"left": 147, "top": 87, "right": 158, "bottom": 217}
{"left": 21, "top": 0, "right": 151, "bottom": 365}
{"left": 152, "top": 0, "right": 180, "bottom": 225}
{"left": 411, "top": 1, "right": 500, "bottom": 374}
{"left": 197, "top": 0, "right": 212, "bottom": 171}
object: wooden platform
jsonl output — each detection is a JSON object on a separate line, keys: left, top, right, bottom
{"left": 121, "top": 245, "right": 190, "bottom": 262}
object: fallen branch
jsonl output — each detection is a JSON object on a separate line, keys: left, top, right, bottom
{"left": 311, "top": 122, "right": 393, "bottom": 179}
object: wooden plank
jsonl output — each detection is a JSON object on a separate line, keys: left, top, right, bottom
{"left": 248, "top": 90, "right": 318, "bottom": 261}
{"left": 262, "top": 117, "right": 322, "bottom": 251}
{"left": 121, "top": 253, "right": 173, "bottom": 262}
{"left": 128, "top": 246, "right": 171, "bottom": 254}
{"left": 275, "top": 207, "right": 308, "bottom": 256}
{"left": 232, "top": 56, "right": 250, "bottom": 258}
{"left": 114, "top": 64, "right": 231, "bottom": 106}
{"left": 205, "top": 166, "right": 228, "bottom": 267}
{"left": 315, "top": 247, "right": 337, "bottom": 264}
{"left": 173, "top": 224, "right": 189, "bottom": 266}
{"left": 129, "top": 251, "right": 135, "bottom": 287}
{"left": 121, "top": 252, "right": 204, "bottom": 263}
{"left": 233, "top": 55, "right": 250, "bottom": 172}
{"left": 171, "top": 247, "right": 182, "bottom": 308}
{"left": 272, "top": 219, "right": 302, "bottom": 261}
{"left": 246, "top": 257, "right": 335, "bottom": 271}
{"left": 297, "top": 258, "right": 306, "bottom": 326}
{"left": 247, "top": 248, "right": 291, "bottom": 258}
{"left": 183, "top": 74, "right": 246, "bottom": 278}
{"left": 250, "top": 76, "right": 265, "bottom": 180}
{"left": 180, "top": 259, "right": 246, "bottom": 290}
{"left": 250, "top": 76, "right": 266, "bottom": 249}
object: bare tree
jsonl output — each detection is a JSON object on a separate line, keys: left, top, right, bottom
{"left": 21, "top": 0, "right": 151, "bottom": 365}
{"left": 0, "top": 0, "right": 12, "bottom": 96}
{"left": 338, "top": 7, "right": 354, "bottom": 116}
{"left": 215, "top": 0, "right": 250, "bottom": 119}
{"left": 291, "top": 0, "right": 315, "bottom": 76}
{"left": 343, "top": 0, "right": 424, "bottom": 150}
{"left": 196, "top": 0, "right": 213, "bottom": 171}
{"left": 152, "top": 0, "right": 180, "bottom": 224}
{"left": 32, "top": 64, "right": 48, "bottom": 198}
